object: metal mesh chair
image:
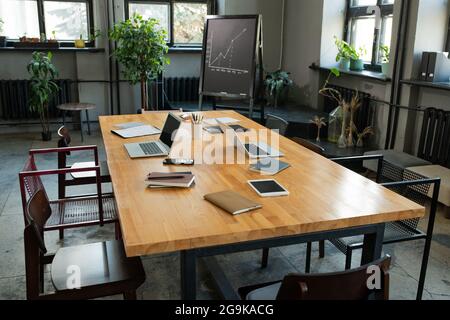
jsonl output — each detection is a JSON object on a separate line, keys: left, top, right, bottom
{"left": 265, "top": 114, "right": 289, "bottom": 136}
{"left": 308, "top": 156, "right": 441, "bottom": 300}
{"left": 19, "top": 147, "right": 120, "bottom": 240}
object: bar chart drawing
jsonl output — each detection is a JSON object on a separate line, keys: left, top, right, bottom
{"left": 207, "top": 28, "right": 250, "bottom": 75}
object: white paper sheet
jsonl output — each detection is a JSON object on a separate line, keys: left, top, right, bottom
{"left": 111, "top": 125, "right": 161, "bottom": 138}
{"left": 203, "top": 117, "right": 241, "bottom": 125}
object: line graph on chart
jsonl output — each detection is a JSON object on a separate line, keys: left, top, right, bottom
{"left": 206, "top": 28, "right": 250, "bottom": 75}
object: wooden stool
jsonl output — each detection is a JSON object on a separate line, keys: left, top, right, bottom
{"left": 57, "top": 103, "right": 95, "bottom": 142}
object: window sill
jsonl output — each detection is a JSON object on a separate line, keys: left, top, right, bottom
{"left": 168, "top": 47, "right": 202, "bottom": 54}
{"left": 0, "top": 47, "right": 105, "bottom": 53}
{"left": 401, "top": 79, "right": 450, "bottom": 92}
{"left": 310, "top": 64, "right": 391, "bottom": 83}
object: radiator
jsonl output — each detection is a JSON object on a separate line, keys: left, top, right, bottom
{"left": 0, "top": 79, "right": 71, "bottom": 120}
{"left": 162, "top": 77, "right": 200, "bottom": 108}
{"left": 322, "top": 84, "right": 372, "bottom": 132}
{"left": 418, "top": 108, "right": 450, "bottom": 168}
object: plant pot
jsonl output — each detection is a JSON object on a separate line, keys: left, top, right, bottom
{"left": 74, "top": 39, "right": 85, "bottom": 48}
{"left": 41, "top": 131, "right": 52, "bottom": 141}
{"left": 0, "top": 36, "right": 6, "bottom": 47}
{"left": 350, "top": 59, "right": 364, "bottom": 71}
{"left": 339, "top": 58, "right": 350, "bottom": 71}
{"left": 381, "top": 62, "right": 390, "bottom": 76}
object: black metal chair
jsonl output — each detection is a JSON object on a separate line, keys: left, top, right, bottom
{"left": 265, "top": 114, "right": 289, "bottom": 136}
{"left": 305, "top": 155, "right": 441, "bottom": 301}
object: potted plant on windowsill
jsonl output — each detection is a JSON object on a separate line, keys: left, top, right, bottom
{"left": 0, "top": 18, "right": 6, "bottom": 47}
{"left": 350, "top": 46, "right": 366, "bottom": 71}
{"left": 109, "top": 14, "right": 170, "bottom": 112}
{"left": 27, "top": 52, "right": 59, "bottom": 141}
{"left": 380, "top": 45, "right": 390, "bottom": 76}
{"left": 265, "top": 70, "right": 293, "bottom": 108}
{"left": 334, "top": 36, "right": 355, "bottom": 71}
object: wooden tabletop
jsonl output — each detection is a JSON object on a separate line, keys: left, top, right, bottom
{"left": 99, "top": 111, "right": 425, "bottom": 257}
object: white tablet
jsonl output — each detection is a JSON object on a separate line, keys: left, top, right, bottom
{"left": 247, "top": 179, "right": 289, "bottom": 197}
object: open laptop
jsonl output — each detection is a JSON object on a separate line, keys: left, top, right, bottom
{"left": 124, "top": 113, "right": 182, "bottom": 158}
{"left": 233, "top": 131, "right": 284, "bottom": 159}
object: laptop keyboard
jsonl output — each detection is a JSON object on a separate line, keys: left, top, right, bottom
{"left": 139, "top": 142, "right": 164, "bottom": 155}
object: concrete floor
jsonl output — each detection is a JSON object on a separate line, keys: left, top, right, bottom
{"left": 0, "top": 129, "right": 449, "bottom": 300}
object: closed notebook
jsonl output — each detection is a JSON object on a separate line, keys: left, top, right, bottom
{"left": 147, "top": 172, "right": 195, "bottom": 188}
{"left": 204, "top": 190, "right": 262, "bottom": 215}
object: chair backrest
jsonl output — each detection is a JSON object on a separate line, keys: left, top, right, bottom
{"left": 383, "top": 170, "right": 435, "bottom": 231}
{"left": 24, "top": 190, "right": 50, "bottom": 300}
{"left": 265, "top": 114, "right": 289, "bottom": 136}
{"left": 291, "top": 137, "right": 325, "bottom": 156}
{"left": 57, "top": 126, "right": 71, "bottom": 168}
{"left": 276, "top": 256, "right": 391, "bottom": 300}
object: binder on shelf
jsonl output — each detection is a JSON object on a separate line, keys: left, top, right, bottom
{"left": 427, "top": 52, "right": 450, "bottom": 82}
{"left": 419, "top": 52, "right": 430, "bottom": 81}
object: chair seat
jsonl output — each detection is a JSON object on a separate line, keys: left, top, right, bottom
{"left": 329, "top": 221, "right": 425, "bottom": 254}
{"left": 51, "top": 240, "right": 145, "bottom": 291}
{"left": 363, "top": 150, "right": 431, "bottom": 176}
{"left": 46, "top": 195, "right": 118, "bottom": 230}
{"left": 246, "top": 282, "right": 282, "bottom": 300}
{"left": 406, "top": 165, "right": 450, "bottom": 207}
{"left": 70, "top": 161, "right": 110, "bottom": 179}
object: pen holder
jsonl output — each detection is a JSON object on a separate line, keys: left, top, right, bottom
{"left": 192, "top": 123, "right": 203, "bottom": 140}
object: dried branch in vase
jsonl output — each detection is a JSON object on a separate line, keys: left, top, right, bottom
{"left": 310, "top": 116, "right": 327, "bottom": 142}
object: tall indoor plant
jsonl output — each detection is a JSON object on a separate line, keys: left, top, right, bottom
{"left": 109, "top": 14, "right": 170, "bottom": 111}
{"left": 27, "top": 52, "right": 59, "bottom": 141}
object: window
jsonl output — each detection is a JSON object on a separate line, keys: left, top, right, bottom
{"left": 125, "top": 0, "right": 214, "bottom": 47}
{"left": 0, "top": 0, "right": 94, "bottom": 46}
{"left": 344, "top": 0, "right": 395, "bottom": 71}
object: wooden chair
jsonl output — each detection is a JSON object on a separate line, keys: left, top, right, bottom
{"left": 265, "top": 114, "right": 289, "bottom": 136}
{"left": 57, "top": 126, "right": 111, "bottom": 199}
{"left": 19, "top": 147, "right": 120, "bottom": 240}
{"left": 24, "top": 190, "right": 145, "bottom": 300}
{"left": 240, "top": 256, "right": 391, "bottom": 300}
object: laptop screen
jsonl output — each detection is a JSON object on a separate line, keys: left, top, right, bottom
{"left": 159, "top": 113, "right": 181, "bottom": 148}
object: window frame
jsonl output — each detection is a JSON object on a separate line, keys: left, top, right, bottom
{"left": 124, "top": 0, "right": 216, "bottom": 48}
{"left": 5, "top": 0, "right": 95, "bottom": 47}
{"left": 344, "top": 0, "right": 394, "bottom": 72}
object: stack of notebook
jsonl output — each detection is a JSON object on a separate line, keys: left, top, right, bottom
{"left": 147, "top": 172, "right": 195, "bottom": 188}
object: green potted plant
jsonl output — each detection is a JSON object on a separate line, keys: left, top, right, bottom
{"left": 109, "top": 13, "right": 170, "bottom": 112}
{"left": 350, "top": 46, "right": 366, "bottom": 71}
{"left": 27, "top": 52, "right": 59, "bottom": 141}
{"left": 334, "top": 36, "right": 356, "bottom": 71}
{"left": 0, "top": 18, "right": 6, "bottom": 47}
{"left": 265, "top": 70, "right": 293, "bottom": 108}
{"left": 380, "top": 45, "right": 390, "bottom": 75}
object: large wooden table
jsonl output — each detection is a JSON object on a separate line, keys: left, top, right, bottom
{"left": 99, "top": 110, "right": 424, "bottom": 299}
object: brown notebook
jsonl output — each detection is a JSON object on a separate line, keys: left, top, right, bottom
{"left": 204, "top": 190, "right": 262, "bottom": 215}
{"left": 147, "top": 172, "right": 195, "bottom": 188}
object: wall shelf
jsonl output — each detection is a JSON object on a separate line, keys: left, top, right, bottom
{"left": 401, "top": 79, "right": 450, "bottom": 92}
{"left": 310, "top": 64, "right": 391, "bottom": 83}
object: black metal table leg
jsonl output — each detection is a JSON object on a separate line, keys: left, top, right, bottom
{"left": 361, "top": 223, "right": 385, "bottom": 265}
{"left": 180, "top": 250, "right": 197, "bottom": 300}
{"left": 86, "top": 109, "right": 91, "bottom": 135}
{"left": 79, "top": 111, "right": 84, "bottom": 142}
